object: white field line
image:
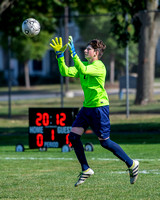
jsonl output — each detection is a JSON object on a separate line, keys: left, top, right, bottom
{"left": 96, "top": 158, "right": 160, "bottom": 162}
{"left": 1, "top": 157, "right": 74, "bottom": 160}
{"left": 1, "top": 157, "right": 160, "bottom": 174}
{"left": 111, "top": 170, "right": 160, "bottom": 175}
{"left": 0, "top": 157, "right": 160, "bottom": 162}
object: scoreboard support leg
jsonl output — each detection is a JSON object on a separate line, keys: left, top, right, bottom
{"left": 15, "top": 143, "right": 25, "bottom": 152}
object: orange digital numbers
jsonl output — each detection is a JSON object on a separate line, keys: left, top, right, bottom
{"left": 56, "top": 113, "right": 66, "bottom": 126}
{"left": 36, "top": 134, "right": 43, "bottom": 147}
{"left": 35, "top": 112, "right": 49, "bottom": 126}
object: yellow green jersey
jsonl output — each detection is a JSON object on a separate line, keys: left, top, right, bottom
{"left": 57, "top": 55, "right": 109, "bottom": 107}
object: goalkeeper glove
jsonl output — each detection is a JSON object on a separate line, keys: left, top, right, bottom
{"left": 50, "top": 37, "right": 68, "bottom": 58}
{"left": 68, "top": 36, "right": 76, "bottom": 57}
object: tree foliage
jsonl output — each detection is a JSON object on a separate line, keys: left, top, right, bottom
{"left": 70, "top": 0, "right": 160, "bottom": 105}
{"left": 75, "top": 14, "right": 138, "bottom": 76}
{"left": 0, "top": 0, "right": 66, "bottom": 87}
{"left": 0, "top": 0, "right": 65, "bottom": 62}
{"left": 106, "top": 0, "right": 145, "bottom": 47}
{"left": 108, "top": 0, "right": 160, "bottom": 104}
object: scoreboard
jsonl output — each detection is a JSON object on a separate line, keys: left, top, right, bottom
{"left": 28, "top": 108, "right": 79, "bottom": 149}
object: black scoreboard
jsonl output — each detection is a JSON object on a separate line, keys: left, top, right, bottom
{"left": 28, "top": 108, "right": 79, "bottom": 149}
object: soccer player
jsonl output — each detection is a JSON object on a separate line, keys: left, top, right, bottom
{"left": 50, "top": 36, "right": 139, "bottom": 187}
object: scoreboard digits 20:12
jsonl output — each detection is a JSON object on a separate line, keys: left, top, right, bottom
{"left": 28, "top": 108, "right": 79, "bottom": 149}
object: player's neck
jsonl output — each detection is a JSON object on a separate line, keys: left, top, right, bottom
{"left": 88, "top": 57, "right": 98, "bottom": 64}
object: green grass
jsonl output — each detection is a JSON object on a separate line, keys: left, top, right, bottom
{"left": 0, "top": 88, "right": 160, "bottom": 134}
{"left": 0, "top": 84, "right": 160, "bottom": 199}
{"left": 0, "top": 143, "right": 160, "bottom": 200}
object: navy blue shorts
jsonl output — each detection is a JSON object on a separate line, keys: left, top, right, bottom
{"left": 72, "top": 105, "right": 110, "bottom": 139}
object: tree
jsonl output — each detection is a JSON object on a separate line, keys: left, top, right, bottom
{"left": 135, "top": 1, "right": 160, "bottom": 104}
{"left": 108, "top": 0, "right": 160, "bottom": 104}
{"left": 0, "top": 0, "right": 64, "bottom": 87}
{"left": 74, "top": 13, "right": 138, "bottom": 83}
{"left": 69, "top": 0, "right": 160, "bottom": 105}
{"left": 11, "top": 31, "right": 52, "bottom": 88}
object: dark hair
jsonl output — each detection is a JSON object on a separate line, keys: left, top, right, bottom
{"left": 87, "top": 39, "right": 106, "bottom": 59}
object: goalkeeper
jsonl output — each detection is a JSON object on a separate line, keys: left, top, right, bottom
{"left": 50, "top": 36, "right": 139, "bottom": 187}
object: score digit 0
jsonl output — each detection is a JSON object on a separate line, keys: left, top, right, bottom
{"left": 36, "top": 134, "right": 43, "bottom": 147}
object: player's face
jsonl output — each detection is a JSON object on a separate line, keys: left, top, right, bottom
{"left": 84, "top": 45, "right": 96, "bottom": 60}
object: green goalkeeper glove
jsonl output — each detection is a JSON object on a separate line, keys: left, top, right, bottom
{"left": 50, "top": 37, "right": 68, "bottom": 58}
{"left": 68, "top": 36, "right": 76, "bottom": 57}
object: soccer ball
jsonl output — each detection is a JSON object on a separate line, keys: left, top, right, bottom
{"left": 22, "top": 18, "right": 40, "bottom": 37}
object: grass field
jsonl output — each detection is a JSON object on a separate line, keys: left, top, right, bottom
{"left": 0, "top": 143, "right": 160, "bottom": 200}
{"left": 0, "top": 84, "right": 160, "bottom": 199}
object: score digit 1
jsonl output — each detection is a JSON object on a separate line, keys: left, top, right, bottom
{"left": 51, "top": 129, "right": 55, "bottom": 141}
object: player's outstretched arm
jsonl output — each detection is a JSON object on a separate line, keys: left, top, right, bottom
{"left": 68, "top": 35, "right": 88, "bottom": 74}
{"left": 50, "top": 37, "right": 79, "bottom": 77}
{"left": 68, "top": 36, "right": 77, "bottom": 57}
{"left": 50, "top": 37, "right": 68, "bottom": 58}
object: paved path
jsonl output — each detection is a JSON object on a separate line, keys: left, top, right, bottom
{"left": 0, "top": 85, "right": 160, "bottom": 101}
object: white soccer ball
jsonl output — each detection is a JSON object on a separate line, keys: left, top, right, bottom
{"left": 22, "top": 18, "right": 40, "bottom": 37}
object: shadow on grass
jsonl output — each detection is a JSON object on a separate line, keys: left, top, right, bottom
{"left": 111, "top": 123, "right": 160, "bottom": 132}
{"left": 0, "top": 115, "right": 28, "bottom": 119}
{"left": 82, "top": 131, "right": 160, "bottom": 145}
{"left": 0, "top": 121, "right": 160, "bottom": 148}
{"left": 0, "top": 134, "right": 28, "bottom": 146}
{"left": 0, "top": 127, "right": 28, "bottom": 146}
{"left": 110, "top": 110, "right": 160, "bottom": 114}
{"left": 1, "top": 130, "right": 159, "bottom": 148}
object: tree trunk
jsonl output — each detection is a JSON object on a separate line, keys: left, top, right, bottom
{"left": 24, "top": 60, "right": 30, "bottom": 88}
{"left": 110, "top": 54, "right": 115, "bottom": 84}
{"left": 135, "top": 0, "right": 159, "bottom": 104}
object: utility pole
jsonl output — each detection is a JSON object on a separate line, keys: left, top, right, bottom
{"left": 64, "top": 6, "right": 69, "bottom": 92}
{"left": 8, "top": 36, "right": 12, "bottom": 118}
{"left": 60, "top": 17, "right": 64, "bottom": 107}
{"left": 125, "top": 13, "right": 129, "bottom": 118}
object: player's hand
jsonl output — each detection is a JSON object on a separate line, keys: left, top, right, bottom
{"left": 68, "top": 36, "right": 76, "bottom": 57}
{"left": 50, "top": 37, "right": 68, "bottom": 58}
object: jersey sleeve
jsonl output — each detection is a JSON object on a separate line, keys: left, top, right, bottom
{"left": 72, "top": 55, "right": 104, "bottom": 76}
{"left": 57, "top": 57, "right": 79, "bottom": 78}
